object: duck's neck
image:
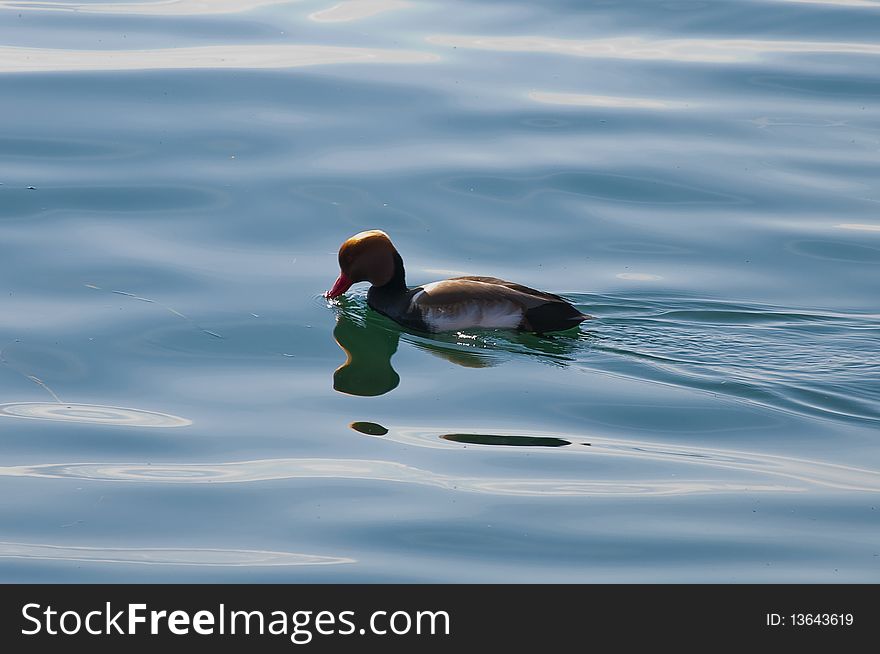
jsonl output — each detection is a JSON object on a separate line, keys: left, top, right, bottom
{"left": 374, "top": 251, "right": 407, "bottom": 294}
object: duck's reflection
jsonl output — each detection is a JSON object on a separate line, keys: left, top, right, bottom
{"left": 331, "top": 298, "right": 583, "bottom": 397}
{"left": 332, "top": 307, "right": 401, "bottom": 397}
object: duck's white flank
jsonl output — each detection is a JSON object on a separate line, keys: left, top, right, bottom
{"left": 412, "top": 286, "right": 524, "bottom": 332}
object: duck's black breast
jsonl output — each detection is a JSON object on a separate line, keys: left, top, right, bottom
{"left": 367, "top": 285, "right": 429, "bottom": 332}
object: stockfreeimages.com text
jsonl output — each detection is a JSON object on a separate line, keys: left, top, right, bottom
{"left": 22, "top": 602, "right": 450, "bottom": 644}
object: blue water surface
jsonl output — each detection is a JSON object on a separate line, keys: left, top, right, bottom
{"left": 0, "top": 0, "right": 878, "bottom": 582}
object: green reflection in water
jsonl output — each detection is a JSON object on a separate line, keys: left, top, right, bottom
{"left": 350, "top": 421, "right": 389, "bottom": 436}
{"left": 332, "top": 306, "right": 400, "bottom": 397}
{"left": 441, "top": 433, "right": 572, "bottom": 447}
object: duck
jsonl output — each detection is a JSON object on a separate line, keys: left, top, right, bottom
{"left": 325, "top": 230, "right": 589, "bottom": 333}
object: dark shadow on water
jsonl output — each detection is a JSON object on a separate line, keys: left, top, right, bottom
{"left": 330, "top": 296, "right": 584, "bottom": 397}
{"left": 441, "top": 433, "right": 572, "bottom": 447}
{"left": 350, "top": 421, "right": 389, "bottom": 436}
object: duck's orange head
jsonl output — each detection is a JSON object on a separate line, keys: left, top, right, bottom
{"left": 326, "top": 230, "right": 399, "bottom": 298}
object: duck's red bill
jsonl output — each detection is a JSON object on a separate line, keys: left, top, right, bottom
{"left": 326, "top": 273, "right": 353, "bottom": 299}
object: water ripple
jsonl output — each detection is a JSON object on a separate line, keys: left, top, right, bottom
{"left": 442, "top": 172, "right": 739, "bottom": 205}
{"left": 5, "top": 426, "right": 880, "bottom": 495}
{"left": 428, "top": 34, "right": 880, "bottom": 63}
{"left": 0, "top": 542, "right": 352, "bottom": 566}
{"left": 0, "top": 0, "right": 292, "bottom": 15}
{"left": 309, "top": 0, "right": 409, "bottom": 23}
{"left": 378, "top": 428, "right": 880, "bottom": 493}
{"left": 0, "top": 402, "right": 192, "bottom": 427}
{"left": 836, "top": 223, "right": 880, "bottom": 231}
{"left": 777, "top": 0, "right": 880, "bottom": 7}
{"left": 0, "top": 456, "right": 797, "bottom": 496}
{"left": 528, "top": 91, "right": 697, "bottom": 110}
{"left": 580, "top": 296, "right": 880, "bottom": 424}
{"left": 0, "top": 45, "right": 439, "bottom": 74}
